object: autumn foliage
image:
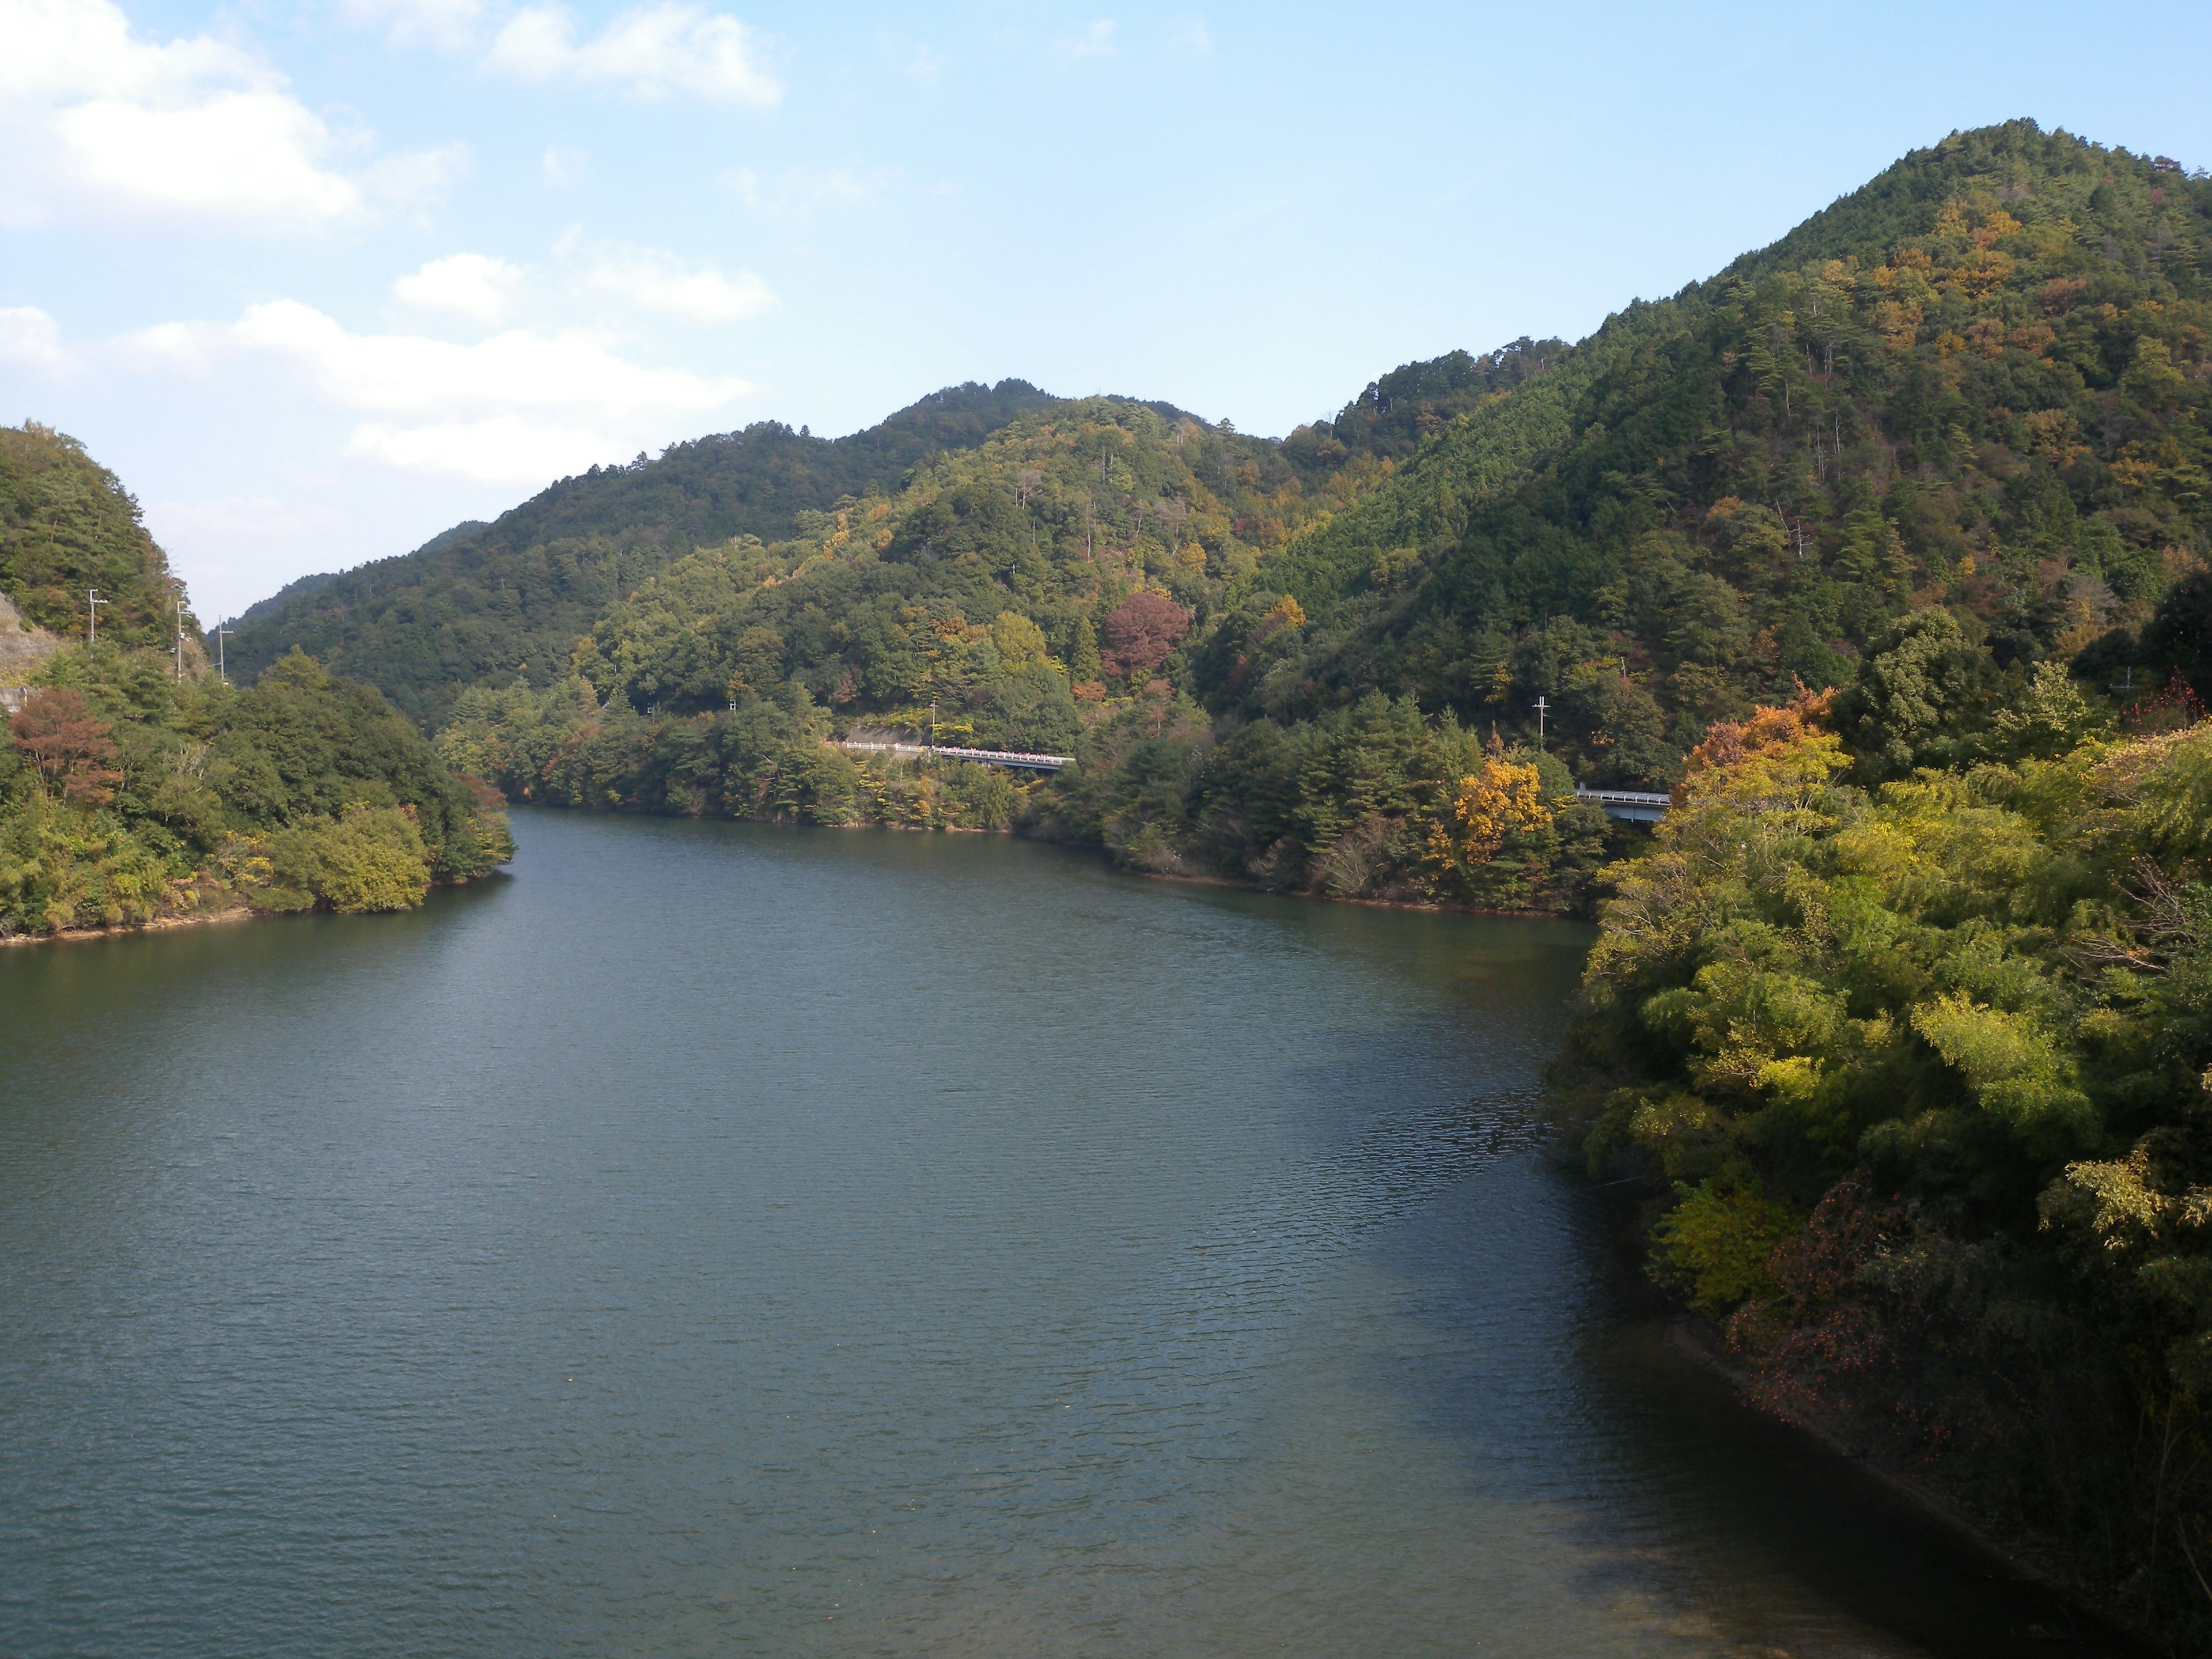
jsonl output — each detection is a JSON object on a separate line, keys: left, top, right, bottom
{"left": 10, "top": 688, "right": 120, "bottom": 806}
{"left": 1426, "top": 744, "right": 1551, "bottom": 875}
{"left": 1100, "top": 592, "right": 1191, "bottom": 678}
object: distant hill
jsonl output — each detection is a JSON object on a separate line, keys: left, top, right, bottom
{"left": 226, "top": 567, "right": 343, "bottom": 628}
{"left": 219, "top": 379, "right": 1073, "bottom": 727}
{"left": 1281, "top": 336, "right": 1569, "bottom": 475}
{"left": 218, "top": 354, "right": 1552, "bottom": 730}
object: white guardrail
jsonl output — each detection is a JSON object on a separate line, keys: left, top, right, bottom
{"left": 838, "top": 740, "right": 1071, "bottom": 772}
{"left": 836, "top": 743, "right": 1656, "bottom": 802}
{"left": 1573, "top": 786, "right": 1670, "bottom": 822}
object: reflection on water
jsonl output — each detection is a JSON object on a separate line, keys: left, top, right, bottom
{"left": 0, "top": 811, "right": 2118, "bottom": 1656}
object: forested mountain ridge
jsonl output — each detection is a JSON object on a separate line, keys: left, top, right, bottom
{"left": 218, "top": 351, "right": 1554, "bottom": 732}
{"left": 0, "top": 423, "right": 510, "bottom": 937}
{"left": 1205, "top": 121, "right": 2212, "bottom": 790}
{"left": 219, "top": 379, "right": 1075, "bottom": 726}
{"left": 565, "top": 397, "right": 1376, "bottom": 730}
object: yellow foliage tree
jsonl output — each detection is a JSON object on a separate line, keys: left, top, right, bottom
{"left": 1427, "top": 748, "right": 1551, "bottom": 876}
{"left": 990, "top": 610, "right": 1049, "bottom": 671}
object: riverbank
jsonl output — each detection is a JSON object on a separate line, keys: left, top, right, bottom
{"left": 503, "top": 794, "right": 1597, "bottom": 922}
{"left": 0, "top": 904, "right": 252, "bottom": 948}
{"left": 1653, "top": 1253, "right": 2160, "bottom": 1655}
{"left": 0, "top": 870, "right": 511, "bottom": 949}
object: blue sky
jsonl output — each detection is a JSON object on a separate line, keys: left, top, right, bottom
{"left": 4, "top": 0, "right": 2211, "bottom": 620}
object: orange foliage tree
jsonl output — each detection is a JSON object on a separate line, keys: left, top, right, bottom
{"left": 9, "top": 688, "right": 122, "bottom": 806}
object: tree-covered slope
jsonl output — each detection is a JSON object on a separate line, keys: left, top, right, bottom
{"left": 3, "top": 646, "right": 513, "bottom": 936}
{"left": 219, "top": 379, "right": 1073, "bottom": 728}
{"left": 557, "top": 397, "right": 1347, "bottom": 739}
{"left": 2, "top": 422, "right": 196, "bottom": 654}
{"left": 1208, "top": 122, "right": 2211, "bottom": 790}
{"left": 0, "top": 427, "right": 510, "bottom": 937}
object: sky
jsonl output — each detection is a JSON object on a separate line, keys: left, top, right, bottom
{"left": 4, "top": 1, "right": 2211, "bottom": 622}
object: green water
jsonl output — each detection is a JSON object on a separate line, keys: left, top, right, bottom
{"left": 0, "top": 810, "right": 2115, "bottom": 1656}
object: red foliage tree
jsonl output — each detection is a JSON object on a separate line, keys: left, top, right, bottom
{"left": 10, "top": 687, "right": 122, "bottom": 805}
{"left": 1100, "top": 592, "right": 1191, "bottom": 678}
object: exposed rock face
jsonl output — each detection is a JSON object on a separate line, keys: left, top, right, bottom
{"left": 0, "top": 590, "right": 61, "bottom": 693}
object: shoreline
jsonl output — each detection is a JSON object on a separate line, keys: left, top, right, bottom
{"left": 1113, "top": 859, "right": 1573, "bottom": 920}
{"left": 0, "top": 872, "right": 509, "bottom": 950}
{"left": 513, "top": 800, "right": 1585, "bottom": 922}
{"left": 1660, "top": 1310, "right": 2155, "bottom": 1653}
{"left": 0, "top": 905, "right": 255, "bottom": 948}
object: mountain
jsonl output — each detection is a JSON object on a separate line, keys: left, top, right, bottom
{"left": 1206, "top": 120, "right": 2211, "bottom": 787}
{"left": 218, "top": 349, "right": 1554, "bottom": 733}
{"left": 219, "top": 378, "right": 1073, "bottom": 727}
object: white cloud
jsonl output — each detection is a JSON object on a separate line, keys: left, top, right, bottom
{"left": 581, "top": 244, "right": 775, "bottom": 320}
{"left": 395, "top": 252, "right": 525, "bottom": 323}
{"left": 0, "top": 307, "right": 75, "bottom": 374}
{"left": 138, "top": 298, "right": 749, "bottom": 415}
{"left": 1168, "top": 16, "right": 1211, "bottom": 55}
{"left": 52, "top": 93, "right": 359, "bottom": 220}
{"left": 0, "top": 0, "right": 450, "bottom": 229}
{"left": 487, "top": 3, "right": 780, "bottom": 104}
{"left": 338, "top": 0, "right": 488, "bottom": 50}
{"left": 876, "top": 31, "right": 945, "bottom": 85}
{"left": 348, "top": 416, "right": 632, "bottom": 483}
{"left": 125, "top": 298, "right": 752, "bottom": 483}
{"left": 542, "top": 144, "right": 586, "bottom": 187}
{"left": 1054, "top": 19, "right": 1116, "bottom": 60}
{"left": 722, "top": 164, "right": 881, "bottom": 219}
{"left": 361, "top": 142, "right": 472, "bottom": 209}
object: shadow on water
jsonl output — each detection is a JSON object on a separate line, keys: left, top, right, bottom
{"left": 1378, "top": 1145, "right": 2152, "bottom": 1659}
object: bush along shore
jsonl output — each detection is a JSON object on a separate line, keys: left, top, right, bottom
{"left": 1, "top": 421, "right": 510, "bottom": 943}
{"left": 2, "top": 646, "right": 512, "bottom": 941}
{"left": 1554, "top": 678, "right": 2212, "bottom": 1651}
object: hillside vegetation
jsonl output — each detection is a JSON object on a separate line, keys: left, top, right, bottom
{"left": 0, "top": 423, "right": 509, "bottom": 938}
{"left": 3, "top": 423, "right": 191, "bottom": 654}
{"left": 1206, "top": 122, "right": 2211, "bottom": 772}
{"left": 219, "top": 380, "right": 1075, "bottom": 727}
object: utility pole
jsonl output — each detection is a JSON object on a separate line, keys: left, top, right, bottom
{"left": 216, "top": 625, "right": 232, "bottom": 684}
{"left": 1532, "top": 695, "right": 1550, "bottom": 747}
{"left": 175, "top": 594, "right": 187, "bottom": 679}
{"left": 86, "top": 588, "right": 105, "bottom": 644}
{"left": 929, "top": 699, "right": 938, "bottom": 752}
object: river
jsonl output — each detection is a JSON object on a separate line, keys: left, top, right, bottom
{"left": 0, "top": 810, "right": 2117, "bottom": 1657}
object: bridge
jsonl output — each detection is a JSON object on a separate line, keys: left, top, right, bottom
{"left": 1574, "top": 786, "right": 1670, "bottom": 823}
{"left": 838, "top": 740, "right": 1071, "bottom": 774}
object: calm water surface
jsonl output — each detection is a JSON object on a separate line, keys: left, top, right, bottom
{"left": 0, "top": 811, "right": 2113, "bottom": 1656}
